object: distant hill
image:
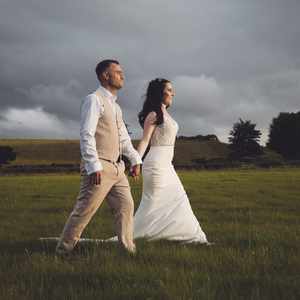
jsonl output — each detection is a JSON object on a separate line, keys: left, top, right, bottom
{"left": 177, "top": 134, "right": 219, "bottom": 142}
{"left": 0, "top": 137, "right": 230, "bottom": 166}
{"left": 173, "top": 139, "right": 229, "bottom": 166}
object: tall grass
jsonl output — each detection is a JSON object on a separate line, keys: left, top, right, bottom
{"left": 0, "top": 168, "right": 299, "bottom": 299}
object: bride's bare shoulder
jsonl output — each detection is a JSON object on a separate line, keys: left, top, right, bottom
{"left": 145, "top": 111, "right": 157, "bottom": 124}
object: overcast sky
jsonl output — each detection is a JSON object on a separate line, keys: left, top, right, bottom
{"left": 0, "top": 0, "right": 299, "bottom": 144}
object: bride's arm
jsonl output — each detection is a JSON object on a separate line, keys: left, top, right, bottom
{"left": 137, "top": 111, "right": 157, "bottom": 158}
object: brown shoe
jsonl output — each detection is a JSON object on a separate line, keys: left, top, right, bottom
{"left": 55, "top": 241, "right": 74, "bottom": 258}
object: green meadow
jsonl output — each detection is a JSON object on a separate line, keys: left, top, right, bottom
{"left": 0, "top": 168, "right": 299, "bottom": 299}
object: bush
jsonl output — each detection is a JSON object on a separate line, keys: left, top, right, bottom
{"left": 267, "top": 111, "right": 300, "bottom": 159}
{"left": 0, "top": 146, "right": 16, "bottom": 164}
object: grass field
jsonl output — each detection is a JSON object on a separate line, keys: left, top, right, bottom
{"left": 0, "top": 168, "right": 299, "bottom": 299}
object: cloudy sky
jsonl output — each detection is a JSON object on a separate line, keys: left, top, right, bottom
{"left": 1, "top": 0, "right": 299, "bottom": 144}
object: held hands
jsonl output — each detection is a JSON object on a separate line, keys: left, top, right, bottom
{"left": 90, "top": 165, "right": 140, "bottom": 185}
{"left": 130, "top": 164, "right": 141, "bottom": 181}
{"left": 89, "top": 171, "right": 102, "bottom": 185}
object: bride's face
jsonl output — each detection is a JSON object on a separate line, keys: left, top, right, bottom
{"left": 162, "top": 82, "right": 175, "bottom": 107}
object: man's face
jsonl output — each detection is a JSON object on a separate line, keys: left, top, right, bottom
{"left": 104, "top": 63, "right": 125, "bottom": 90}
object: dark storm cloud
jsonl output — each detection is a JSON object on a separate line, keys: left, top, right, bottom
{"left": 0, "top": 0, "right": 299, "bottom": 143}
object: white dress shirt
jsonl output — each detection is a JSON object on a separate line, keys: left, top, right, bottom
{"left": 80, "top": 85, "right": 142, "bottom": 175}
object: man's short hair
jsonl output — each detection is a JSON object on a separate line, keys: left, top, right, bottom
{"left": 95, "top": 59, "right": 119, "bottom": 81}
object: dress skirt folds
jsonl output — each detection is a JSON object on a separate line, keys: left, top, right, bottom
{"left": 133, "top": 145, "right": 208, "bottom": 243}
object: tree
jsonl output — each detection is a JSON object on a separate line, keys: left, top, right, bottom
{"left": 0, "top": 146, "right": 17, "bottom": 164}
{"left": 229, "top": 118, "right": 263, "bottom": 159}
{"left": 267, "top": 111, "right": 300, "bottom": 159}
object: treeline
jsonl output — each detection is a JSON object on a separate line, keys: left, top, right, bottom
{"left": 228, "top": 111, "right": 300, "bottom": 161}
{"left": 177, "top": 134, "right": 219, "bottom": 142}
{"left": 0, "top": 111, "right": 299, "bottom": 169}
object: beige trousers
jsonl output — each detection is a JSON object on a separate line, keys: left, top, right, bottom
{"left": 56, "top": 159, "right": 135, "bottom": 253}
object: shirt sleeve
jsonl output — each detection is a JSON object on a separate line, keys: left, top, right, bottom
{"left": 117, "top": 106, "right": 142, "bottom": 166}
{"left": 80, "top": 94, "right": 103, "bottom": 175}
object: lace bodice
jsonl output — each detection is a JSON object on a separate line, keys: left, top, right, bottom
{"left": 150, "top": 113, "right": 179, "bottom": 146}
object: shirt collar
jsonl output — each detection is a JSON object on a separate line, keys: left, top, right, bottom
{"left": 97, "top": 85, "right": 117, "bottom": 103}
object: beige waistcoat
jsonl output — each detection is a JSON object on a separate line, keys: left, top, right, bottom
{"left": 94, "top": 90, "right": 122, "bottom": 162}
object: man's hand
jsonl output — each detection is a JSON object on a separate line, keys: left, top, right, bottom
{"left": 130, "top": 164, "right": 141, "bottom": 180}
{"left": 89, "top": 171, "right": 102, "bottom": 185}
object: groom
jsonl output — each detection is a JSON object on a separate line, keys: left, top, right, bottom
{"left": 56, "top": 59, "right": 142, "bottom": 255}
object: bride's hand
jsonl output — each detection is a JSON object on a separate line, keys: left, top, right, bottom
{"left": 130, "top": 164, "right": 141, "bottom": 181}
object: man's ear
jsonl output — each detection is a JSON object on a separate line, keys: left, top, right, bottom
{"left": 102, "top": 71, "right": 109, "bottom": 81}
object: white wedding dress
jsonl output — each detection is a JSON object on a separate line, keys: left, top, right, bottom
{"left": 131, "top": 113, "right": 208, "bottom": 243}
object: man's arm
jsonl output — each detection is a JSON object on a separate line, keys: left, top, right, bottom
{"left": 80, "top": 94, "right": 103, "bottom": 182}
{"left": 117, "top": 107, "right": 142, "bottom": 175}
{"left": 119, "top": 120, "right": 142, "bottom": 166}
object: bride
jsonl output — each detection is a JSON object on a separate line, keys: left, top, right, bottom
{"left": 130, "top": 78, "right": 209, "bottom": 243}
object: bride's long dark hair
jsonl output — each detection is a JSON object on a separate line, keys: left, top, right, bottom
{"left": 138, "top": 78, "right": 170, "bottom": 128}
